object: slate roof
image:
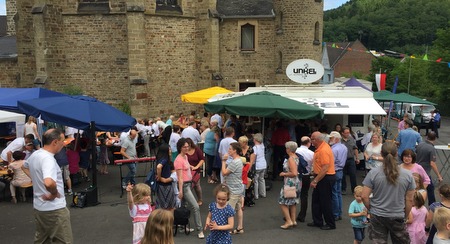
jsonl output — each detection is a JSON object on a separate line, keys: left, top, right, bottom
{"left": 216, "top": 0, "right": 274, "bottom": 18}
{"left": 0, "top": 36, "right": 18, "bottom": 58}
{"left": 326, "top": 41, "right": 353, "bottom": 68}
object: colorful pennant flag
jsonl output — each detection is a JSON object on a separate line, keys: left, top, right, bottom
{"left": 324, "top": 43, "right": 450, "bottom": 68}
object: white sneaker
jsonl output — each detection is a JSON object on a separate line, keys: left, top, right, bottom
{"left": 198, "top": 232, "right": 205, "bottom": 239}
{"left": 179, "top": 227, "right": 194, "bottom": 233}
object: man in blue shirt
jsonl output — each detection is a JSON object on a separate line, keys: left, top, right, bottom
{"left": 396, "top": 119, "right": 421, "bottom": 160}
{"left": 329, "top": 131, "right": 348, "bottom": 221}
{"left": 432, "top": 109, "right": 441, "bottom": 138}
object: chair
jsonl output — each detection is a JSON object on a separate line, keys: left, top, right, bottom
{"left": 16, "top": 182, "right": 33, "bottom": 202}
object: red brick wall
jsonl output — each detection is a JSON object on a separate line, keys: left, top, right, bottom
{"left": 334, "top": 41, "right": 375, "bottom": 77}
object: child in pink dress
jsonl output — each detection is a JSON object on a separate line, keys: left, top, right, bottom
{"left": 406, "top": 191, "right": 428, "bottom": 244}
{"left": 126, "top": 183, "right": 152, "bottom": 244}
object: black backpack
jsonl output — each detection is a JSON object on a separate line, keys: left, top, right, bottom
{"left": 295, "top": 153, "right": 309, "bottom": 175}
{"left": 145, "top": 168, "right": 158, "bottom": 193}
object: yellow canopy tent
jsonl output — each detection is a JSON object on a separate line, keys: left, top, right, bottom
{"left": 181, "top": 86, "right": 232, "bottom": 104}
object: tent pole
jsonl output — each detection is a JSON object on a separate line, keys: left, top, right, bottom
{"left": 262, "top": 117, "right": 265, "bottom": 138}
{"left": 89, "top": 121, "right": 100, "bottom": 206}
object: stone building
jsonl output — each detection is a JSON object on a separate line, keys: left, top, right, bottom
{"left": 0, "top": 0, "right": 323, "bottom": 118}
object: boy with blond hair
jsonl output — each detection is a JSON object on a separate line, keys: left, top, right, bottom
{"left": 433, "top": 207, "right": 450, "bottom": 243}
{"left": 349, "top": 186, "right": 368, "bottom": 244}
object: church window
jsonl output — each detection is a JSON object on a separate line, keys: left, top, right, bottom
{"left": 241, "top": 24, "right": 255, "bottom": 51}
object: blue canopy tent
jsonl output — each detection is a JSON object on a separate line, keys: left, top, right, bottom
{"left": 18, "top": 95, "right": 136, "bottom": 206}
{"left": 0, "top": 88, "right": 66, "bottom": 112}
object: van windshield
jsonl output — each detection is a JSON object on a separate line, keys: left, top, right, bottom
{"left": 420, "top": 106, "right": 435, "bottom": 113}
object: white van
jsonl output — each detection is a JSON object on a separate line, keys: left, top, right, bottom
{"left": 400, "top": 103, "right": 436, "bottom": 129}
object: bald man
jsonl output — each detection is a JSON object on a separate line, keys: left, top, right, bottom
{"left": 308, "top": 131, "right": 336, "bottom": 230}
{"left": 120, "top": 129, "right": 138, "bottom": 188}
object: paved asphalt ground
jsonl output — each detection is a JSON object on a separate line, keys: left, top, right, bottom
{"left": 1, "top": 117, "right": 449, "bottom": 244}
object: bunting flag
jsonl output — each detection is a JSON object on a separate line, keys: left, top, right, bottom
{"left": 325, "top": 43, "right": 450, "bottom": 68}
{"left": 375, "top": 73, "right": 386, "bottom": 91}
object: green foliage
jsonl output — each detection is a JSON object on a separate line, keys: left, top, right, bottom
{"left": 341, "top": 71, "right": 364, "bottom": 79}
{"left": 428, "top": 24, "right": 450, "bottom": 114}
{"left": 62, "top": 85, "right": 83, "bottom": 95}
{"left": 324, "top": 0, "right": 450, "bottom": 53}
{"left": 117, "top": 100, "right": 131, "bottom": 116}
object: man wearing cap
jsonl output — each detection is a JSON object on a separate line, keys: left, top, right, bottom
{"left": 329, "top": 131, "right": 348, "bottom": 221}
{"left": 1, "top": 134, "right": 34, "bottom": 163}
{"left": 396, "top": 119, "right": 421, "bottom": 158}
{"left": 308, "top": 131, "right": 336, "bottom": 230}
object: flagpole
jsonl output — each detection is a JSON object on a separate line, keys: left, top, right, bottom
{"left": 407, "top": 58, "right": 411, "bottom": 94}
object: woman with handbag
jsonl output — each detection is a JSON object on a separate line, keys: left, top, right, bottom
{"left": 278, "top": 141, "right": 300, "bottom": 229}
{"left": 185, "top": 138, "right": 205, "bottom": 206}
{"left": 174, "top": 138, "right": 205, "bottom": 239}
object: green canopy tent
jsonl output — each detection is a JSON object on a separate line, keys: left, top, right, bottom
{"left": 204, "top": 91, "right": 324, "bottom": 119}
{"left": 372, "top": 90, "right": 394, "bottom": 100}
{"left": 373, "top": 92, "right": 436, "bottom": 126}
{"left": 375, "top": 92, "right": 436, "bottom": 105}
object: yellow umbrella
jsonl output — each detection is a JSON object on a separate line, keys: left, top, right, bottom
{"left": 181, "top": 86, "right": 233, "bottom": 104}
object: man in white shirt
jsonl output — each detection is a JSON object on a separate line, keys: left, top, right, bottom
{"left": 211, "top": 113, "right": 223, "bottom": 128}
{"left": 218, "top": 127, "right": 237, "bottom": 183}
{"left": 361, "top": 124, "right": 375, "bottom": 149}
{"left": 181, "top": 121, "right": 201, "bottom": 145}
{"left": 295, "top": 136, "right": 314, "bottom": 222}
{"left": 23, "top": 128, "right": 73, "bottom": 243}
{"left": 1, "top": 134, "right": 34, "bottom": 162}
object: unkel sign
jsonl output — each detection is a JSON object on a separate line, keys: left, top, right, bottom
{"left": 286, "top": 59, "right": 325, "bottom": 84}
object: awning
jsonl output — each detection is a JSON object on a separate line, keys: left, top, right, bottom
{"left": 290, "top": 98, "right": 387, "bottom": 115}
{"left": 181, "top": 86, "right": 233, "bottom": 104}
{"left": 0, "top": 110, "right": 26, "bottom": 124}
{"left": 204, "top": 91, "right": 324, "bottom": 119}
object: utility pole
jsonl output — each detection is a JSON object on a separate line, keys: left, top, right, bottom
{"left": 407, "top": 58, "right": 411, "bottom": 94}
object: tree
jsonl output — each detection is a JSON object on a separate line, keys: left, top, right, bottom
{"left": 428, "top": 24, "right": 450, "bottom": 114}
{"left": 324, "top": 0, "right": 450, "bottom": 53}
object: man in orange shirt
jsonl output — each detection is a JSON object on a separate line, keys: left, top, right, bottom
{"left": 307, "top": 131, "right": 336, "bottom": 230}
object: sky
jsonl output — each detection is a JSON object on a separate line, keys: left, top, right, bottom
{"left": 324, "top": 0, "right": 350, "bottom": 10}
{"left": 0, "top": 0, "right": 349, "bottom": 15}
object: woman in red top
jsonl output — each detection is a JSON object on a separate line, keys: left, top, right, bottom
{"left": 185, "top": 138, "right": 205, "bottom": 206}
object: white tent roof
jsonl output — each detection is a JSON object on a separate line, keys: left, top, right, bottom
{"left": 209, "top": 85, "right": 386, "bottom": 116}
{"left": 0, "top": 110, "right": 25, "bottom": 124}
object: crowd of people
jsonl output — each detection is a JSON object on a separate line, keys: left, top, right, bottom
{"left": 1, "top": 111, "right": 449, "bottom": 244}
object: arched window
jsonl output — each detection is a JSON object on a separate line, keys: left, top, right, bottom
{"left": 314, "top": 21, "right": 320, "bottom": 45}
{"left": 241, "top": 24, "right": 255, "bottom": 51}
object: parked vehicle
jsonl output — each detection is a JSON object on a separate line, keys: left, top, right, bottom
{"left": 397, "top": 103, "right": 438, "bottom": 129}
